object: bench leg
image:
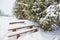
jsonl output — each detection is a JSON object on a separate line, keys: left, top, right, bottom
{"left": 16, "top": 34, "right": 20, "bottom": 39}
{"left": 34, "top": 29, "right": 38, "bottom": 32}
{"left": 12, "top": 29, "right": 16, "bottom": 32}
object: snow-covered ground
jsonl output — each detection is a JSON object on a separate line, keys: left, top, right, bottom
{"left": 0, "top": 16, "right": 60, "bottom": 40}
{"left": 0, "top": 0, "right": 15, "bottom": 16}
{"left": 0, "top": 0, "right": 60, "bottom": 40}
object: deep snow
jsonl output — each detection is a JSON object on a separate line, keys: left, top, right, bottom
{"left": 0, "top": 16, "right": 60, "bottom": 40}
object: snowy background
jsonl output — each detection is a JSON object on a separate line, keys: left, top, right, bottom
{"left": 0, "top": 0, "right": 15, "bottom": 16}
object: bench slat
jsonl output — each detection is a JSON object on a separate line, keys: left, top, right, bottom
{"left": 9, "top": 21, "right": 24, "bottom": 24}
{"left": 8, "top": 25, "right": 34, "bottom": 31}
{"left": 8, "top": 28, "right": 38, "bottom": 38}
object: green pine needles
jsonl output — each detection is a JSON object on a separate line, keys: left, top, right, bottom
{"left": 13, "top": 0, "right": 60, "bottom": 31}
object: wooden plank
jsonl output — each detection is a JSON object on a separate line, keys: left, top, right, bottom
{"left": 8, "top": 25, "right": 34, "bottom": 32}
{"left": 9, "top": 21, "right": 24, "bottom": 24}
{"left": 8, "top": 28, "right": 38, "bottom": 39}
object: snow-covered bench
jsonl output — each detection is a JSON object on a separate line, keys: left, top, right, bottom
{"left": 8, "top": 25, "right": 34, "bottom": 32}
{"left": 8, "top": 28, "right": 38, "bottom": 39}
{"left": 9, "top": 21, "right": 25, "bottom": 24}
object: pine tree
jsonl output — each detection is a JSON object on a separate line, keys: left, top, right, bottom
{"left": 14, "top": 0, "right": 60, "bottom": 31}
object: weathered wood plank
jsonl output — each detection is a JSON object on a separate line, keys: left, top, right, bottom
{"left": 9, "top": 21, "right": 24, "bottom": 24}
{"left": 8, "top": 25, "right": 34, "bottom": 32}
{"left": 8, "top": 28, "right": 38, "bottom": 39}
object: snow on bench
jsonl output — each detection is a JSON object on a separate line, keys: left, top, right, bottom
{"left": 8, "top": 26, "right": 38, "bottom": 36}
{"left": 8, "top": 28, "right": 38, "bottom": 39}
{"left": 9, "top": 21, "right": 25, "bottom": 24}
{"left": 9, "top": 20, "right": 28, "bottom": 24}
{"left": 8, "top": 25, "right": 35, "bottom": 32}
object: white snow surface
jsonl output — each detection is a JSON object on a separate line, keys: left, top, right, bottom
{"left": 0, "top": 16, "right": 60, "bottom": 40}
{"left": 0, "top": 0, "right": 16, "bottom": 16}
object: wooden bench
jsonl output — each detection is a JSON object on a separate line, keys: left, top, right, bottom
{"left": 8, "top": 28, "right": 38, "bottom": 39}
{"left": 9, "top": 21, "right": 24, "bottom": 24}
{"left": 8, "top": 25, "right": 34, "bottom": 32}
